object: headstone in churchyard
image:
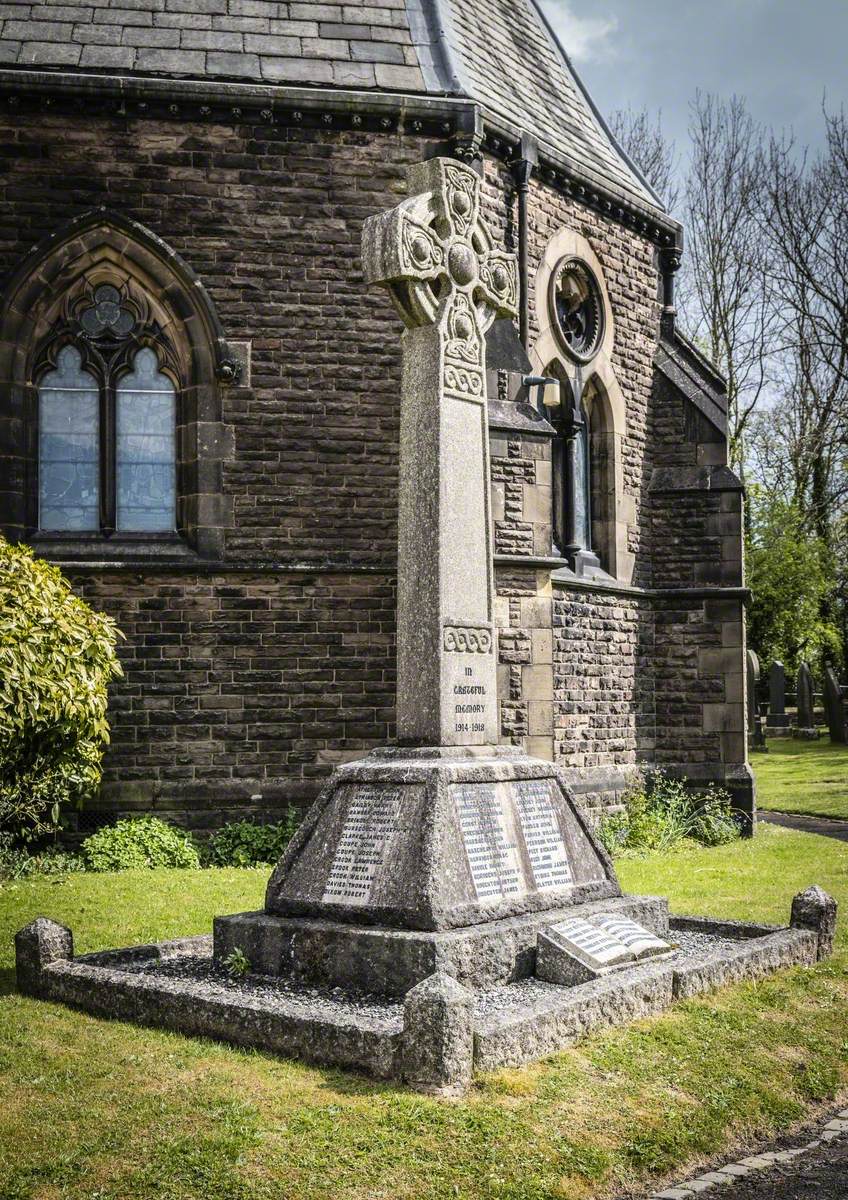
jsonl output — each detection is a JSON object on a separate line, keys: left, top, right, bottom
{"left": 747, "top": 650, "right": 766, "bottom": 749}
{"left": 795, "top": 661, "right": 816, "bottom": 735}
{"left": 767, "top": 660, "right": 790, "bottom": 730}
{"left": 746, "top": 650, "right": 758, "bottom": 734}
{"left": 219, "top": 158, "right": 620, "bottom": 990}
{"left": 823, "top": 666, "right": 847, "bottom": 744}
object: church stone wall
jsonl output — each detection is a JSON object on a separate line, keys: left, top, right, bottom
{"left": 0, "top": 111, "right": 749, "bottom": 827}
{"left": 551, "top": 587, "right": 653, "bottom": 819}
{"left": 67, "top": 569, "right": 396, "bottom": 831}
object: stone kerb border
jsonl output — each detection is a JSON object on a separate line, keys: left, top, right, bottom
{"left": 15, "top": 887, "right": 835, "bottom": 1096}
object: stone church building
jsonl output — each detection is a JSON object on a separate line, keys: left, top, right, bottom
{"left": 0, "top": 0, "right": 753, "bottom": 832}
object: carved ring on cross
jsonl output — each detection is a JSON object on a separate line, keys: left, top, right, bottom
{"left": 362, "top": 158, "right": 518, "bottom": 403}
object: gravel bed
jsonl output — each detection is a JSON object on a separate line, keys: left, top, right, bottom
{"left": 673, "top": 929, "right": 745, "bottom": 956}
{"left": 118, "top": 954, "right": 404, "bottom": 1026}
{"left": 95, "top": 929, "right": 749, "bottom": 1028}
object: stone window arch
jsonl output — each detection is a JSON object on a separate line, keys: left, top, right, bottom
{"left": 531, "top": 228, "right": 633, "bottom": 583}
{"left": 0, "top": 210, "right": 238, "bottom": 559}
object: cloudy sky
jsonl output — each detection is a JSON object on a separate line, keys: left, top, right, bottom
{"left": 538, "top": 0, "right": 848, "bottom": 160}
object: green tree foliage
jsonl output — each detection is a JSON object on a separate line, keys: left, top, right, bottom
{"left": 0, "top": 539, "right": 123, "bottom": 842}
{"left": 746, "top": 490, "right": 841, "bottom": 675}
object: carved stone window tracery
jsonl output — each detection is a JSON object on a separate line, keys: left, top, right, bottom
{"left": 34, "top": 275, "right": 180, "bottom": 535}
{"left": 549, "top": 257, "right": 604, "bottom": 364}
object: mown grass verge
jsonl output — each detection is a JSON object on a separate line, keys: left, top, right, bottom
{"left": 753, "top": 737, "right": 848, "bottom": 819}
{"left": 1, "top": 824, "right": 847, "bottom": 1200}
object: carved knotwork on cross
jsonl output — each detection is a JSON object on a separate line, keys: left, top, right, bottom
{"left": 362, "top": 157, "right": 518, "bottom": 403}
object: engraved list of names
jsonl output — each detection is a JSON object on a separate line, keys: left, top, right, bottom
{"left": 455, "top": 783, "right": 523, "bottom": 901}
{"left": 322, "top": 786, "right": 402, "bottom": 905}
{"left": 515, "top": 779, "right": 572, "bottom": 890}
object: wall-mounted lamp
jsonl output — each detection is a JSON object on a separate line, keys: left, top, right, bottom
{"left": 522, "top": 374, "right": 560, "bottom": 414}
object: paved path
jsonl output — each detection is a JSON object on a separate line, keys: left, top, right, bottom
{"left": 759, "top": 810, "right": 848, "bottom": 842}
{"left": 640, "top": 1108, "right": 848, "bottom": 1200}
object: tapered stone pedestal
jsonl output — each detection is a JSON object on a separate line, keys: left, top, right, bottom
{"left": 214, "top": 744, "right": 631, "bottom": 995}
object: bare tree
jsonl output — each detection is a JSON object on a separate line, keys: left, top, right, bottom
{"left": 681, "top": 93, "right": 776, "bottom": 469}
{"left": 607, "top": 106, "right": 679, "bottom": 212}
{"left": 759, "top": 109, "right": 848, "bottom": 547}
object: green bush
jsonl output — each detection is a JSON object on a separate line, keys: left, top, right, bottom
{"left": 597, "top": 771, "right": 740, "bottom": 858}
{"left": 81, "top": 817, "right": 200, "bottom": 872}
{"left": 0, "top": 832, "right": 84, "bottom": 880}
{"left": 0, "top": 539, "right": 123, "bottom": 843}
{"left": 205, "top": 814, "right": 300, "bottom": 868}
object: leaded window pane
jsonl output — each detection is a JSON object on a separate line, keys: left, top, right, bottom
{"left": 116, "top": 347, "right": 176, "bottom": 532}
{"left": 38, "top": 345, "right": 99, "bottom": 531}
{"left": 573, "top": 422, "right": 591, "bottom": 551}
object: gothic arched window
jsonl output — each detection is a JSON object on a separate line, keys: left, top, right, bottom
{"left": 34, "top": 280, "right": 179, "bottom": 536}
{"left": 548, "top": 373, "right": 602, "bottom": 576}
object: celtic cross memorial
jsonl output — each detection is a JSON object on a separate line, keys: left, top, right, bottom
{"left": 362, "top": 156, "right": 518, "bottom": 747}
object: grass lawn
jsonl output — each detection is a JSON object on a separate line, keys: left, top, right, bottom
{"left": 752, "top": 737, "right": 848, "bottom": 819}
{"left": 2, "top": 827, "right": 848, "bottom": 1200}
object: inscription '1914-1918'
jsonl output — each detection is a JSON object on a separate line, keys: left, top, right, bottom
{"left": 453, "top": 665, "right": 488, "bottom": 735}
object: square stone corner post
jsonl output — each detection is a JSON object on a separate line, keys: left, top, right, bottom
{"left": 791, "top": 885, "right": 837, "bottom": 961}
{"left": 402, "top": 971, "right": 475, "bottom": 1095}
{"left": 15, "top": 917, "right": 73, "bottom": 997}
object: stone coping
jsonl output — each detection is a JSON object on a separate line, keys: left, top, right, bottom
{"left": 16, "top": 911, "right": 822, "bottom": 1089}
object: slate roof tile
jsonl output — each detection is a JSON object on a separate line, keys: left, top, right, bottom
{"left": 0, "top": 0, "right": 665, "bottom": 215}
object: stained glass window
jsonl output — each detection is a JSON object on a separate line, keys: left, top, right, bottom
{"left": 38, "top": 345, "right": 99, "bottom": 531}
{"left": 572, "top": 419, "right": 591, "bottom": 551}
{"left": 116, "top": 347, "right": 176, "bottom": 532}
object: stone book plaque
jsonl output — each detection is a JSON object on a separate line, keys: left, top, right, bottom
{"left": 546, "top": 917, "right": 632, "bottom": 969}
{"left": 321, "top": 786, "right": 403, "bottom": 906}
{"left": 454, "top": 779, "right": 573, "bottom": 902}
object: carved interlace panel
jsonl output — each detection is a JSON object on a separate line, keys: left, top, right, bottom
{"left": 364, "top": 157, "right": 518, "bottom": 405}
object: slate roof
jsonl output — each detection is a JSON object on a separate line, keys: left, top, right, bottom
{"left": 655, "top": 328, "right": 728, "bottom": 435}
{"left": 0, "top": 0, "right": 662, "bottom": 213}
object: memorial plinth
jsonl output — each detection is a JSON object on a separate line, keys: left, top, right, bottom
{"left": 217, "top": 157, "right": 621, "bottom": 994}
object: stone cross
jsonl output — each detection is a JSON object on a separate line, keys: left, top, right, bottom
{"left": 362, "top": 158, "right": 518, "bottom": 746}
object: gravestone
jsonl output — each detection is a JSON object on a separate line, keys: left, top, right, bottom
{"left": 823, "top": 666, "right": 847, "bottom": 744}
{"left": 795, "top": 661, "right": 817, "bottom": 736}
{"left": 746, "top": 650, "right": 766, "bottom": 749}
{"left": 767, "top": 660, "right": 790, "bottom": 731}
{"left": 216, "top": 157, "right": 619, "bottom": 994}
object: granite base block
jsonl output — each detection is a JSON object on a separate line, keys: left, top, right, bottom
{"left": 214, "top": 894, "right": 671, "bottom": 997}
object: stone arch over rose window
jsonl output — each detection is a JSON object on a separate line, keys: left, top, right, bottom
{"left": 530, "top": 227, "right": 633, "bottom": 584}
{"left": 0, "top": 209, "right": 238, "bottom": 559}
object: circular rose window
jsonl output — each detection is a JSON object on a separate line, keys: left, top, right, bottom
{"left": 549, "top": 257, "right": 604, "bottom": 363}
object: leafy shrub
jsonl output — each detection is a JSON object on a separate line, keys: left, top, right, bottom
{"left": 597, "top": 771, "right": 740, "bottom": 858}
{"left": 204, "top": 814, "right": 300, "bottom": 868}
{"left": 81, "top": 816, "right": 200, "bottom": 872}
{"left": 222, "top": 947, "right": 251, "bottom": 978}
{"left": 0, "top": 539, "right": 123, "bottom": 843}
{"left": 0, "top": 832, "right": 84, "bottom": 880}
